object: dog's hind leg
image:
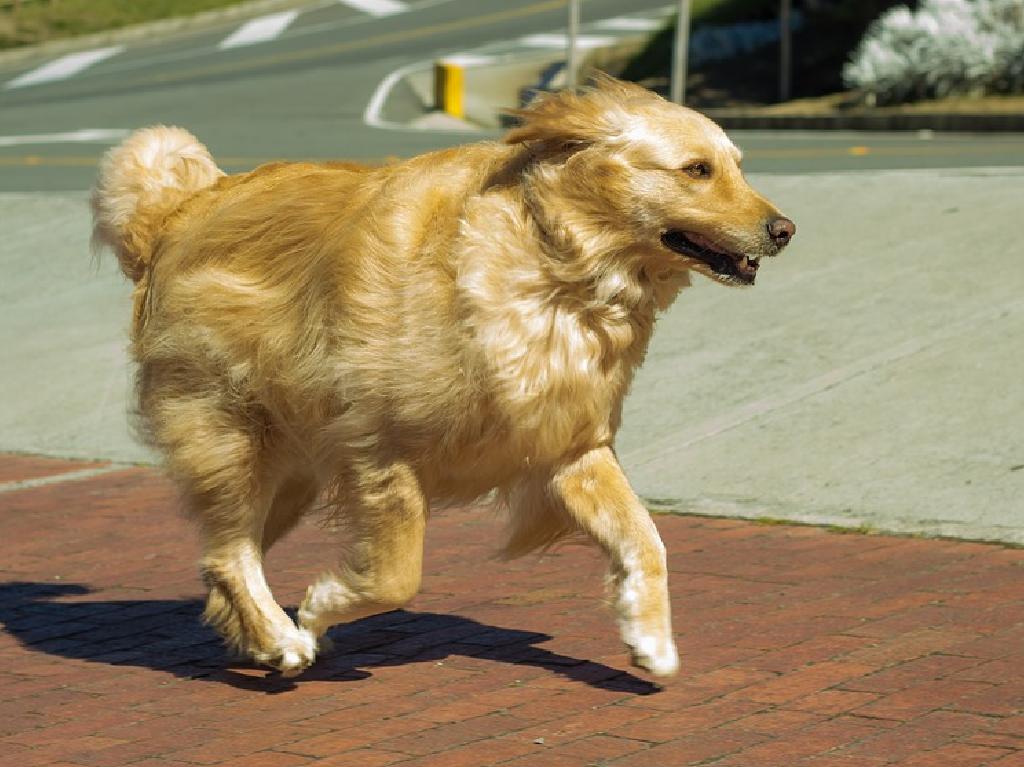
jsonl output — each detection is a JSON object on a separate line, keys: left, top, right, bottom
{"left": 537, "top": 446, "right": 679, "bottom": 677}
{"left": 197, "top": 472, "right": 319, "bottom": 676}
{"left": 262, "top": 473, "right": 319, "bottom": 554}
{"left": 153, "top": 397, "right": 318, "bottom": 676}
{"left": 297, "top": 460, "right": 426, "bottom": 641}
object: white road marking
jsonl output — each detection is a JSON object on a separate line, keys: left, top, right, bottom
{"left": 439, "top": 53, "right": 496, "bottom": 67}
{"left": 518, "top": 33, "right": 616, "bottom": 49}
{"left": 0, "top": 129, "right": 128, "bottom": 147}
{"left": 336, "top": 0, "right": 409, "bottom": 16}
{"left": 594, "top": 17, "right": 664, "bottom": 32}
{"left": 5, "top": 46, "right": 123, "bottom": 89}
{"left": 364, "top": 60, "right": 427, "bottom": 129}
{"left": 218, "top": 10, "right": 299, "bottom": 49}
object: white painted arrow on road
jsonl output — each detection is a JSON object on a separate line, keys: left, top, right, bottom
{"left": 0, "top": 129, "right": 129, "bottom": 147}
{"left": 337, "top": 0, "right": 409, "bottom": 16}
{"left": 5, "top": 46, "right": 124, "bottom": 89}
{"left": 219, "top": 10, "right": 300, "bottom": 49}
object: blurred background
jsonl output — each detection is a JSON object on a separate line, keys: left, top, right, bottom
{"left": 1, "top": 0, "right": 1022, "bottom": 543}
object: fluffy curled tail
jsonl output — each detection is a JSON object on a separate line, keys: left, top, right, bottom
{"left": 91, "top": 126, "right": 223, "bottom": 283}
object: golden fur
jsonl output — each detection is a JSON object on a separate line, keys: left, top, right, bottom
{"left": 91, "top": 76, "right": 793, "bottom": 677}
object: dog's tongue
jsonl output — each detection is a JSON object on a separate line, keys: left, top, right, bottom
{"left": 687, "top": 232, "right": 731, "bottom": 255}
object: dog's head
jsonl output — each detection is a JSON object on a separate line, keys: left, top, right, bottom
{"left": 505, "top": 75, "right": 794, "bottom": 287}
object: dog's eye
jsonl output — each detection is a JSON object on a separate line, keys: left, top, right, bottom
{"left": 683, "top": 162, "right": 712, "bottom": 179}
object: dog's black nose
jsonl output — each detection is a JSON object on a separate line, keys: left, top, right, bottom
{"left": 767, "top": 217, "right": 795, "bottom": 247}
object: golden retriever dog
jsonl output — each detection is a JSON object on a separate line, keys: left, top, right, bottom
{"left": 91, "top": 75, "right": 794, "bottom": 678}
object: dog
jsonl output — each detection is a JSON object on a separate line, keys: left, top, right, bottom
{"left": 91, "top": 75, "right": 794, "bottom": 678}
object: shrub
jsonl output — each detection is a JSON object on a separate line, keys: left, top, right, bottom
{"left": 843, "top": 0, "right": 1024, "bottom": 104}
{"left": 622, "top": 0, "right": 912, "bottom": 103}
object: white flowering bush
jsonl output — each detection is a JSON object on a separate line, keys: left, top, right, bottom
{"left": 843, "top": 0, "right": 1024, "bottom": 103}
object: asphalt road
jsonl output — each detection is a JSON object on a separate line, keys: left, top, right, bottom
{"left": 1, "top": 0, "right": 1024, "bottom": 191}
{"left": 1, "top": 1, "right": 1022, "bottom": 543}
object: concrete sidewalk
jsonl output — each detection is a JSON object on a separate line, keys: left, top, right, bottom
{"left": 1, "top": 167, "right": 1021, "bottom": 543}
{"left": 0, "top": 453, "right": 1022, "bottom": 766}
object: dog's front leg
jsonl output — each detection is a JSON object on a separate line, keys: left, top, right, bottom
{"left": 552, "top": 446, "right": 679, "bottom": 677}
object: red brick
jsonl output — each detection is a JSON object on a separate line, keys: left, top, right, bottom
{"left": 314, "top": 749, "right": 408, "bottom": 766}
{"left": 216, "top": 752, "right": 315, "bottom": 767}
{"left": 712, "top": 717, "right": 883, "bottom": 766}
{"left": 843, "top": 653, "right": 984, "bottom": 693}
{"left": 730, "top": 709, "right": 825, "bottom": 735}
{"left": 500, "top": 752, "right": 584, "bottom": 767}
{"left": 952, "top": 683, "right": 1024, "bottom": 716}
{"left": 841, "top": 711, "right": 989, "bottom": 761}
{"left": 375, "top": 713, "right": 530, "bottom": 756}
{"left": 545, "top": 734, "right": 645, "bottom": 762}
{"left": 2, "top": 453, "right": 1021, "bottom": 767}
{"left": 608, "top": 698, "right": 766, "bottom": 742}
{"left": 608, "top": 728, "right": 766, "bottom": 766}
{"left": 855, "top": 679, "right": 995, "bottom": 720}
{"left": 797, "top": 757, "right": 889, "bottom": 767}
{"left": 785, "top": 689, "right": 880, "bottom": 715}
{"left": 0, "top": 454, "right": 108, "bottom": 483}
{"left": 899, "top": 743, "right": 1013, "bottom": 767}
{"left": 385, "top": 735, "right": 536, "bottom": 766}
{"left": 739, "top": 662, "right": 876, "bottom": 704}
{"left": 988, "top": 754, "right": 1024, "bottom": 767}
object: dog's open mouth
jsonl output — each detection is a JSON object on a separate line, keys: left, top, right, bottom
{"left": 661, "top": 230, "right": 759, "bottom": 286}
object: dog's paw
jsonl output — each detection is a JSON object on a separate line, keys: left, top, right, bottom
{"left": 255, "top": 626, "right": 318, "bottom": 677}
{"left": 628, "top": 634, "right": 680, "bottom": 677}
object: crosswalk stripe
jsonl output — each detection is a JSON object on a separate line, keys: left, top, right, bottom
{"left": 5, "top": 46, "right": 124, "bottom": 90}
{"left": 0, "top": 129, "right": 128, "bottom": 147}
{"left": 518, "top": 33, "right": 616, "bottom": 50}
{"left": 594, "top": 17, "right": 664, "bottom": 32}
{"left": 218, "top": 10, "right": 300, "bottom": 50}
{"left": 336, "top": 0, "right": 408, "bottom": 17}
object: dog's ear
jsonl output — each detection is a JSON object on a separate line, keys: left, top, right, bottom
{"left": 503, "top": 88, "right": 600, "bottom": 148}
{"left": 504, "top": 73, "right": 660, "bottom": 150}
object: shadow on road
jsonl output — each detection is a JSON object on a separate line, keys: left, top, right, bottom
{"left": 0, "top": 581, "right": 658, "bottom": 695}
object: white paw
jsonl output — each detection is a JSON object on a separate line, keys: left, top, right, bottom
{"left": 256, "top": 627, "right": 318, "bottom": 677}
{"left": 628, "top": 634, "right": 680, "bottom": 677}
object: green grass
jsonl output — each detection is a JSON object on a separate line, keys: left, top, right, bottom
{"left": 0, "top": 0, "right": 257, "bottom": 50}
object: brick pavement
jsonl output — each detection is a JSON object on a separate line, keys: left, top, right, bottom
{"left": 0, "top": 453, "right": 1021, "bottom": 767}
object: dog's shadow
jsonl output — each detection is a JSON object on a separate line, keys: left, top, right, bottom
{"left": 0, "top": 581, "right": 658, "bottom": 695}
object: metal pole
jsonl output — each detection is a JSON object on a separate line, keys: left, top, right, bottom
{"left": 779, "top": 0, "right": 792, "bottom": 102}
{"left": 566, "top": 0, "right": 580, "bottom": 90}
{"left": 670, "top": 0, "right": 690, "bottom": 104}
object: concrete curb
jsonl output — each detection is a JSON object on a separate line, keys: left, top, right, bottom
{"left": 706, "top": 110, "right": 1024, "bottom": 133}
{"left": 0, "top": 0, "right": 322, "bottom": 68}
